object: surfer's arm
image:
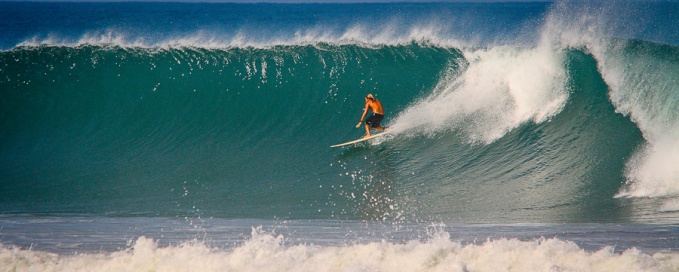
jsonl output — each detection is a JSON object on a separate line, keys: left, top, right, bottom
{"left": 356, "top": 104, "right": 369, "bottom": 128}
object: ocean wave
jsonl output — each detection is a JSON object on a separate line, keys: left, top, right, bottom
{"left": 2, "top": 1, "right": 679, "bottom": 221}
{"left": 529, "top": 0, "right": 679, "bottom": 199}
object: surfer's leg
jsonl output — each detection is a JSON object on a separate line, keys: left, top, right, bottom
{"left": 365, "top": 115, "right": 378, "bottom": 137}
{"left": 372, "top": 114, "right": 385, "bottom": 130}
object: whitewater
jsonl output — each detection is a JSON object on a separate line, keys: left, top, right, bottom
{"left": 1, "top": 1, "right": 679, "bottom": 271}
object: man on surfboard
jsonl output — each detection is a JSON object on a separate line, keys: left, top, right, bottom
{"left": 356, "top": 94, "right": 385, "bottom": 138}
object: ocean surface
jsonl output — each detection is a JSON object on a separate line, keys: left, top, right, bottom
{"left": 1, "top": 1, "right": 679, "bottom": 271}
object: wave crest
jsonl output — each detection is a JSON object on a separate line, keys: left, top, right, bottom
{"left": 14, "top": 24, "right": 473, "bottom": 50}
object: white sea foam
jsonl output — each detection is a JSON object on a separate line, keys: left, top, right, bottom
{"left": 607, "top": 56, "right": 679, "bottom": 198}
{"left": 1, "top": 228, "right": 676, "bottom": 272}
{"left": 388, "top": 42, "right": 568, "bottom": 143}
{"left": 659, "top": 198, "right": 679, "bottom": 212}
{"left": 383, "top": 0, "right": 570, "bottom": 142}
{"left": 618, "top": 141, "right": 679, "bottom": 198}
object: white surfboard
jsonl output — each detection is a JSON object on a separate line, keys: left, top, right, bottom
{"left": 331, "top": 133, "right": 388, "bottom": 148}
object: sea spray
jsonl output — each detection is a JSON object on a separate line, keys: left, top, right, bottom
{"left": 389, "top": 44, "right": 568, "bottom": 144}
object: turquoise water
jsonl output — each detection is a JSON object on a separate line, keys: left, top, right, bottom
{"left": 1, "top": 1, "right": 679, "bottom": 271}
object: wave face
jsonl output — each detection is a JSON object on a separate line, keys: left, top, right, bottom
{"left": 1, "top": 1, "right": 679, "bottom": 224}
{"left": 0, "top": 44, "right": 456, "bottom": 220}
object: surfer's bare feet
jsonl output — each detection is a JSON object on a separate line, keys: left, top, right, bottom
{"left": 363, "top": 134, "right": 371, "bottom": 138}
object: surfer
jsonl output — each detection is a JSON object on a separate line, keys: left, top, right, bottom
{"left": 356, "top": 94, "right": 385, "bottom": 138}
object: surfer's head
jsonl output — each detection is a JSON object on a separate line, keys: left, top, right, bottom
{"left": 365, "top": 94, "right": 375, "bottom": 101}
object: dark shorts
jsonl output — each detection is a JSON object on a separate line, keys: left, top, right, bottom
{"left": 366, "top": 113, "right": 384, "bottom": 127}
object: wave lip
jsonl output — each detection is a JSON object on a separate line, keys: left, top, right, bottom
{"left": 3, "top": 2, "right": 553, "bottom": 51}
{"left": 13, "top": 25, "right": 474, "bottom": 50}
